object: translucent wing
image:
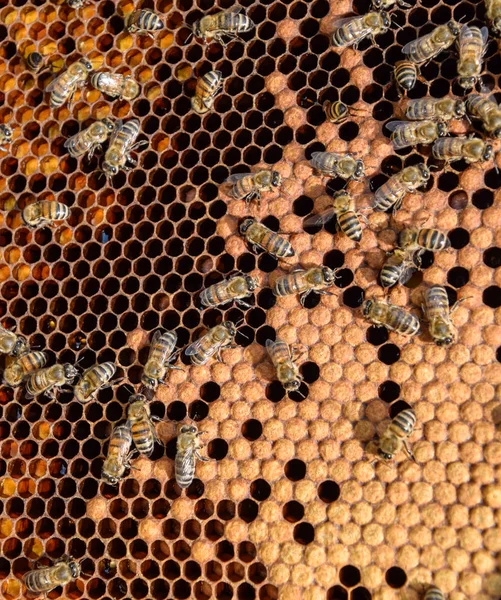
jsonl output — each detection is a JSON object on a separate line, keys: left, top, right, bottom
{"left": 401, "top": 33, "right": 429, "bottom": 57}
{"left": 45, "top": 72, "right": 63, "bottom": 93}
{"left": 224, "top": 5, "right": 243, "bottom": 14}
{"left": 265, "top": 339, "right": 280, "bottom": 359}
{"left": 331, "top": 14, "right": 364, "bottom": 29}
{"left": 179, "top": 448, "right": 196, "bottom": 473}
{"left": 386, "top": 120, "right": 412, "bottom": 133}
{"left": 304, "top": 207, "right": 337, "bottom": 228}
{"left": 225, "top": 173, "right": 251, "bottom": 184}
{"left": 459, "top": 25, "right": 489, "bottom": 54}
{"left": 107, "top": 119, "right": 124, "bottom": 147}
{"left": 399, "top": 265, "right": 417, "bottom": 286}
{"left": 185, "top": 332, "right": 217, "bottom": 360}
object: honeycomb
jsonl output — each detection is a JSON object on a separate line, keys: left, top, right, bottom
{"left": 0, "top": 0, "right": 501, "bottom": 598}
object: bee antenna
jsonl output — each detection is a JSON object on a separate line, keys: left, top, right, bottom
{"left": 236, "top": 329, "right": 250, "bottom": 341}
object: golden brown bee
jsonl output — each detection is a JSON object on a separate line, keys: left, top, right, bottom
{"left": 0, "top": 324, "right": 29, "bottom": 358}
{"left": 374, "top": 163, "right": 430, "bottom": 213}
{"left": 225, "top": 170, "right": 282, "bottom": 207}
{"left": 457, "top": 25, "right": 489, "bottom": 89}
{"left": 432, "top": 136, "right": 493, "bottom": 163}
{"left": 424, "top": 587, "right": 445, "bottom": 600}
{"left": 0, "top": 124, "right": 13, "bottom": 152}
{"left": 185, "top": 321, "right": 237, "bottom": 366}
{"left": 485, "top": 0, "right": 501, "bottom": 36}
{"left": 362, "top": 299, "right": 420, "bottom": 336}
{"left": 402, "top": 20, "right": 461, "bottom": 64}
{"left": 125, "top": 10, "right": 165, "bottom": 37}
{"left": 23, "top": 556, "right": 81, "bottom": 594}
{"left": 406, "top": 97, "right": 466, "bottom": 121}
{"left": 331, "top": 12, "right": 391, "bottom": 48}
{"left": 399, "top": 227, "right": 450, "bottom": 256}
{"left": 200, "top": 274, "right": 259, "bottom": 309}
{"left": 394, "top": 61, "right": 418, "bottom": 96}
{"left": 175, "top": 424, "right": 210, "bottom": 489}
{"left": 273, "top": 267, "right": 337, "bottom": 306}
{"left": 305, "top": 190, "right": 364, "bottom": 242}
{"left": 141, "top": 330, "right": 182, "bottom": 390}
{"left": 387, "top": 120, "right": 448, "bottom": 149}
{"left": 73, "top": 362, "right": 117, "bottom": 403}
{"left": 373, "top": 0, "right": 411, "bottom": 7}
{"left": 102, "top": 118, "right": 147, "bottom": 180}
{"left": 240, "top": 218, "right": 295, "bottom": 259}
{"left": 25, "top": 363, "right": 79, "bottom": 399}
{"left": 266, "top": 338, "right": 303, "bottom": 395}
{"left": 192, "top": 6, "right": 255, "bottom": 44}
{"left": 466, "top": 94, "right": 501, "bottom": 138}
{"left": 376, "top": 409, "right": 417, "bottom": 461}
{"left": 67, "top": 0, "right": 89, "bottom": 7}
{"left": 64, "top": 118, "right": 115, "bottom": 160}
{"left": 322, "top": 100, "right": 367, "bottom": 124}
{"left": 380, "top": 249, "right": 417, "bottom": 288}
{"left": 21, "top": 201, "right": 70, "bottom": 229}
{"left": 424, "top": 285, "right": 465, "bottom": 346}
{"left": 3, "top": 351, "right": 47, "bottom": 387}
{"left": 25, "top": 51, "right": 46, "bottom": 73}
{"left": 128, "top": 394, "right": 157, "bottom": 458}
{"left": 90, "top": 71, "right": 140, "bottom": 100}
{"left": 191, "top": 70, "right": 223, "bottom": 115}
{"left": 310, "top": 151, "right": 364, "bottom": 180}
{"left": 102, "top": 423, "right": 134, "bottom": 486}
{"left": 46, "top": 58, "right": 93, "bottom": 108}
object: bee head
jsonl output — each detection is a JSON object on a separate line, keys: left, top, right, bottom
{"left": 380, "top": 12, "right": 391, "bottom": 28}
{"left": 245, "top": 275, "right": 259, "bottom": 292}
{"left": 436, "top": 337, "right": 453, "bottom": 347}
{"left": 437, "top": 122, "right": 448, "bottom": 137}
{"left": 80, "top": 58, "right": 93, "bottom": 72}
{"left": 223, "top": 320, "right": 237, "bottom": 337}
{"left": 458, "top": 76, "right": 475, "bottom": 90}
{"left": 493, "top": 128, "right": 501, "bottom": 139}
{"left": 483, "top": 144, "right": 494, "bottom": 161}
{"left": 0, "top": 124, "right": 12, "bottom": 139}
{"left": 354, "top": 160, "right": 365, "bottom": 179}
{"left": 362, "top": 300, "right": 372, "bottom": 316}
{"left": 377, "top": 448, "right": 393, "bottom": 461}
{"left": 239, "top": 218, "right": 255, "bottom": 234}
{"left": 285, "top": 380, "right": 301, "bottom": 392}
{"left": 180, "top": 425, "right": 197, "bottom": 434}
{"left": 271, "top": 171, "right": 282, "bottom": 188}
{"left": 68, "top": 561, "right": 81, "bottom": 578}
{"left": 141, "top": 375, "right": 157, "bottom": 389}
{"left": 322, "top": 266, "right": 336, "bottom": 284}
{"left": 102, "top": 472, "right": 119, "bottom": 486}
{"left": 372, "top": 0, "right": 383, "bottom": 8}
{"left": 63, "top": 364, "right": 78, "bottom": 381}
{"left": 454, "top": 100, "right": 466, "bottom": 117}
{"left": 102, "top": 118, "right": 115, "bottom": 132}
{"left": 102, "top": 162, "right": 118, "bottom": 178}
{"left": 448, "top": 20, "right": 461, "bottom": 36}
{"left": 11, "top": 336, "right": 28, "bottom": 358}
{"left": 418, "top": 163, "right": 430, "bottom": 179}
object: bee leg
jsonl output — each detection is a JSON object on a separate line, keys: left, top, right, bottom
{"left": 450, "top": 296, "right": 470, "bottom": 314}
{"left": 251, "top": 244, "right": 260, "bottom": 254}
{"left": 131, "top": 140, "right": 149, "bottom": 152}
{"left": 235, "top": 299, "right": 252, "bottom": 309}
{"left": 403, "top": 440, "right": 416, "bottom": 462}
{"left": 195, "top": 451, "right": 210, "bottom": 462}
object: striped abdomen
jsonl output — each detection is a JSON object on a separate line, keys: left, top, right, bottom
{"left": 274, "top": 271, "right": 308, "bottom": 297}
{"left": 41, "top": 201, "right": 70, "bottom": 222}
{"left": 189, "top": 333, "right": 219, "bottom": 365}
{"left": 406, "top": 99, "right": 437, "bottom": 120}
{"left": 26, "top": 52, "right": 44, "bottom": 73}
{"left": 424, "top": 587, "right": 444, "bottom": 600}
{"left": 126, "top": 10, "right": 163, "bottom": 31}
{"left": 115, "top": 120, "right": 140, "bottom": 152}
{"left": 417, "top": 229, "right": 450, "bottom": 251}
{"left": 175, "top": 449, "right": 195, "bottom": 488}
{"left": 145, "top": 331, "right": 176, "bottom": 369}
{"left": 387, "top": 306, "right": 420, "bottom": 336}
{"left": 267, "top": 339, "right": 291, "bottom": 367}
{"left": 380, "top": 263, "right": 404, "bottom": 288}
{"left": 107, "top": 425, "right": 132, "bottom": 461}
{"left": 25, "top": 365, "right": 63, "bottom": 397}
{"left": 395, "top": 61, "right": 417, "bottom": 91}
{"left": 131, "top": 415, "right": 155, "bottom": 457}
{"left": 332, "top": 18, "right": 363, "bottom": 46}
{"left": 4, "top": 351, "right": 47, "bottom": 387}
{"left": 196, "top": 71, "right": 222, "bottom": 103}
{"left": 425, "top": 285, "right": 449, "bottom": 319}
{"left": 458, "top": 26, "right": 484, "bottom": 77}
{"left": 374, "top": 177, "right": 405, "bottom": 211}
{"left": 75, "top": 362, "right": 116, "bottom": 402}
{"left": 231, "top": 175, "right": 255, "bottom": 199}
{"left": 337, "top": 211, "right": 362, "bottom": 241}
{"left": 200, "top": 280, "right": 237, "bottom": 307}
{"left": 218, "top": 12, "right": 254, "bottom": 32}
{"left": 432, "top": 137, "right": 463, "bottom": 160}
{"left": 389, "top": 409, "right": 416, "bottom": 438}
{"left": 23, "top": 564, "right": 70, "bottom": 592}
{"left": 248, "top": 224, "right": 294, "bottom": 258}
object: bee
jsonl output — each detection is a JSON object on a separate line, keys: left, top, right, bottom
{"left": 362, "top": 299, "right": 420, "bottom": 336}
{"left": 64, "top": 118, "right": 115, "bottom": 160}
{"left": 376, "top": 409, "right": 417, "bottom": 461}
{"left": 25, "top": 363, "right": 79, "bottom": 399}
{"left": 0, "top": 324, "right": 29, "bottom": 358}
{"left": 387, "top": 120, "right": 448, "bottom": 149}
{"left": 73, "top": 362, "right": 117, "bottom": 403}
{"left": 394, "top": 61, "right": 418, "bottom": 96}
{"left": 200, "top": 274, "right": 259, "bottom": 309}
{"left": 266, "top": 338, "right": 303, "bottom": 395}
{"left": 225, "top": 170, "right": 282, "bottom": 207}
{"left": 424, "top": 587, "right": 445, "bottom": 600}
{"left": 102, "top": 423, "right": 134, "bottom": 486}
{"left": 309, "top": 151, "right": 365, "bottom": 180}
{"left": 141, "top": 330, "right": 182, "bottom": 390}
{"left": 374, "top": 163, "right": 430, "bottom": 213}
{"left": 46, "top": 58, "right": 93, "bottom": 108}
{"left": 185, "top": 322, "right": 237, "bottom": 366}
{"left": 273, "top": 267, "right": 338, "bottom": 306}
{"left": 191, "top": 70, "right": 223, "bottom": 115}
{"left": 485, "top": 0, "right": 501, "bottom": 36}
{"left": 406, "top": 97, "right": 466, "bottom": 121}
{"left": 432, "top": 136, "right": 493, "bottom": 163}
{"left": 424, "top": 284, "right": 465, "bottom": 346}
{"left": 372, "top": 0, "right": 410, "bottom": 8}
{"left": 331, "top": 12, "right": 391, "bottom": 48}
{"left": 25, "top": 51, "right": 46, "bottom": 73}
{"left": 466, "top": 94, "right": 501, "bottom": 138}
{"left": 457, "top": 25, "right": 489, "bottom": 89}
{"left": 3, "top": 351, "right": 47, "bottom": 387}
{"left": 67, "top": 0, "right": 90, "bottom": 7}
{"left": 23, "top": 556, "right": 81, "bottom": 594}
{"left": 402, "top": 20, "right": 461, "bottom": 65}
{"left": 304, "top": 190, "right": 364, "bottom": 242}
{"left": 90, "top": 71, "right": 140, "bottom": 101}
{"left": 239, "top": 218, "right": 295, "bottom": 259}
{"left": 322, "top": 100, "right": 367, "bottom": 124}
{"left": 379, "top": 249, "right": 417, "bottom": 288}
{"left": 125, "top": 10, "right": 165, "bottom": 37}
{"left": 399, "top": 228, "right": 450, "bottom": 255}
{"left": 0, "top": 124, "right": 13, "bottom": 152}
{"left": 175, "top": 424, "right": 210, "bottom": 489}
{"left": 192, "top": 6, "right": 255, "bottom": 44}
{"left": 21, "top": 201, "right": 70, "bottom": 228}
{"left": 102, "top": 119, "right": 147, "bottom": 180}
{"left": 128, "top": 394, "right": 157, "bottom": 458}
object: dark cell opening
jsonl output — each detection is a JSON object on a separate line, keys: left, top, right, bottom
{"left": 366, "top": 326, "right": 389, "bottom": 346}
{"left": 318, "top": 480, "right": 340, "bottom": 503}
{"left": 284, "top": 459, "right": 306, "bottom": 481}
{"left": 250, "top": 479, "right": 271, "bottom": 501}
{"left": 483, "top": 286, "right": 501, "bottom": 308}
{"left": 241, "top": 419, "right": 262, "bottom": 441}
{"left": 386, "top": 566, "right": 408, "bottom": 589}
{"left": 283, "top": 501, "right": 304, "bottom": 523}
{"left": 328, "top": 586, "right": 348, "bottom": 600}
{"left": 448, "top": 228, "right": 469, "bottom": 249}
{"left": 447, "top": 266, "right": 469, "bottom": 288}
{"left": 339, "top": 565, "right": 361, "bottom": 588}
{"left": 483, "top": 248, "right": 501, "bottom": 268}
{"left": 378, "top": 381, "right": 401, "bottom": 402}
{"left": 352, "top": 587, "right": 372, "bottom": 600}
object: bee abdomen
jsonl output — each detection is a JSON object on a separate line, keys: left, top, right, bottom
{"left": 425, "top": 284, "right": 449, "bottom": 309}
{"left": 392, "top": 408, "right": 416, "bottom": 436}
{"left": 424, "top": 587, "right": 444, "bottom": 600}
{"left": 332, "top": 23, "right": 356, "bottom": 47}
{"left": 273, "top": 271, "right": 303, "bottom": 297}
{"left": 131, "top": 421, "right": 155, "bottom": 457}
{"left": 380, "top": 265, "right": 402, "bottom": 288}
{"left": 24, "top": 568, "right": 54, "bottom": 592}
{"left": 265, "top": 232, "right": 294, "bottom": 258}
{"left": 200, "top": 282, "right": 230, "bottom": 306}
{"left": 395, "top": 61, "right": 417, "bottom": 91}
{"left": 26, "top": 52, "right": 44, "bottom": 72}
{"left": 175, "top": 453, "right": 195, "bottom": 488}
{"left": 389, "top": 307, "right": 420, "bottom": 335}
{"left": 338, "top": 212, "right": 362, "bottom": 241}
{"left": 419, "top": 229, "right": 450, "bottom": 250}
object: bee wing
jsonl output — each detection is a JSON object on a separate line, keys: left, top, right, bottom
{"left": 331, "top": 14, "right": 364, "bottom": 29}
{"left": 224, "top": 5, "right": 243, "bottom": 14}
{"left": 45, "top": 72, "right": 63, "bottom": 93}
{"left": 400, "top": 265, "right": 417, "bottom": 285}
{"left": 107, "top": 119, "right": 124, "bottom": 146}
{"left": 401, "top": 33, "right": 430, "bottom": 57}
{"left": 459, "top": 25, "right": 489, "bottom": 53}
{"left": 385, "top": 120, "right": 410, "bottom": 133}
{"left": 304, "top": 208, "right": 337, "bottom": 228}
{"left": 185, "top": 333, "right": 217, "bottom": 359}
{"left": 225, "top": 173, "right": 250, "bottom": 184}
{"left": 265, "top": 339, "right": 278, "bottom": 356}
{"left": 179, "top": 447, "right": 196, "bottom": 472}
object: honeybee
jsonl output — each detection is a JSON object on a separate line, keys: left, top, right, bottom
{"left": 25, "top": 51, "right": 46, "bottom": 73}
{"left": 485, "top": 0, "right": 501, "bottom": 36}
{"left": 225, "top": 170, "right": 282, "bottom": 207}
{"left": 25, "top": 363, "right": 79, "bottom": 399}
{"left": 240, "top": 218, "right": 295, "bottom": 259}
{"left": 3, "top": 351, "right": 47, "bottom": 387}
{"left": 402, "top": 20, "right": 461, "bottom": 64}
{"left": 0, "top": 324, "right": 29, "bottom": 358}
{"left": 67, "top": 0, "right": 89, "bottom": 7}
{"left": 273, "top": 267, "right": 338, "bottom": 306}
{"left": 0, "top": 124, "right": 13, "bottom": 152}
{"left": 374, "top": 163, "right": 430, "bottom": 213}
{"left": 102, "top": 119, "right": 147, "bottom": 180}
{"left": 304, "top": 190, "right": 364, "bottom": 242}
{"left": 64, "top": 118, "right": 115, "bottom": 160}
{"left": 23, "top": 556, "right": 81, "bottom": 594}
{"left": 399, "top": 228, "right": 450, "bottom": 255}
{"left": 424, "top": 284, "right": 465, "bottom": 346}
{"left": 266, "top": 338, "right": 303, "bottom": 395}
{"left": 128, "top": 394, "right": 157, "bottom": 458}
{"left": 376, "top": 409, "right": 417, "bottom": 461}
{"left": 362, "top": 299, "right": 420, "bottom": 336}
{"left": 191, "top": 70, "right": 223, "bottom": 115}
{"left": 466, "top": 94, "right": 501, "bottom": 138}
{"left": 372, "top": 0, "right": 411, "bottom": 8}
{"left": 457, "top": 25, "right": 489, "bottom": 89}
{"left": 22, "top": 201, "right": 70, "bottom": 228}
{"left": 125, "top": 10, "right": 165, "bottom": 37}
{"left": 379, "top": 249, "right": 416, "bottom": 288}
{"left": 432, "top": 136, "right": 493, "bottom": 163}
{"left": 322, "top": 100, "right": 367, "bottom": 124}
{"left": 309, "top": 151, "right": 365, "bottom": 180}
{"left": 406, "top": 97, "right": 466, "bottom": 121}
{"left": 192, "top": 6, "right": 255, "bottom": 44}
{"left": 387, "top": 120, "right": 448, "bottom": 149}
{"left": 425, "top": 587, "right": 445, "bottom": 600}
{"left": 175, "top": 424, "right": 210, "bottom": 489}
{"left": 102, "top": 423, "right": 134, "bottom": 485}
{"left": 73, "top": 362, "right": 117, "bottom": 403}
{"left": 46, "top": 58, "right": 93, "bottom": 108}
{"left": 141, "top": 330, "right": 182, "bottom": 390}
{"left": 394, "top": 61, "right": 418, "bottom": 96}
{"left": 185, "top": 322, "right": 237, "bottom": 365}
{"left": 90, "top": 71, "right": 140, "bottom": 100}
{"left": 331, "top": 12, "right": 391, "bottom": 48}
{"left": 200, "top": 274, "right": 259, "bottom": 309}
